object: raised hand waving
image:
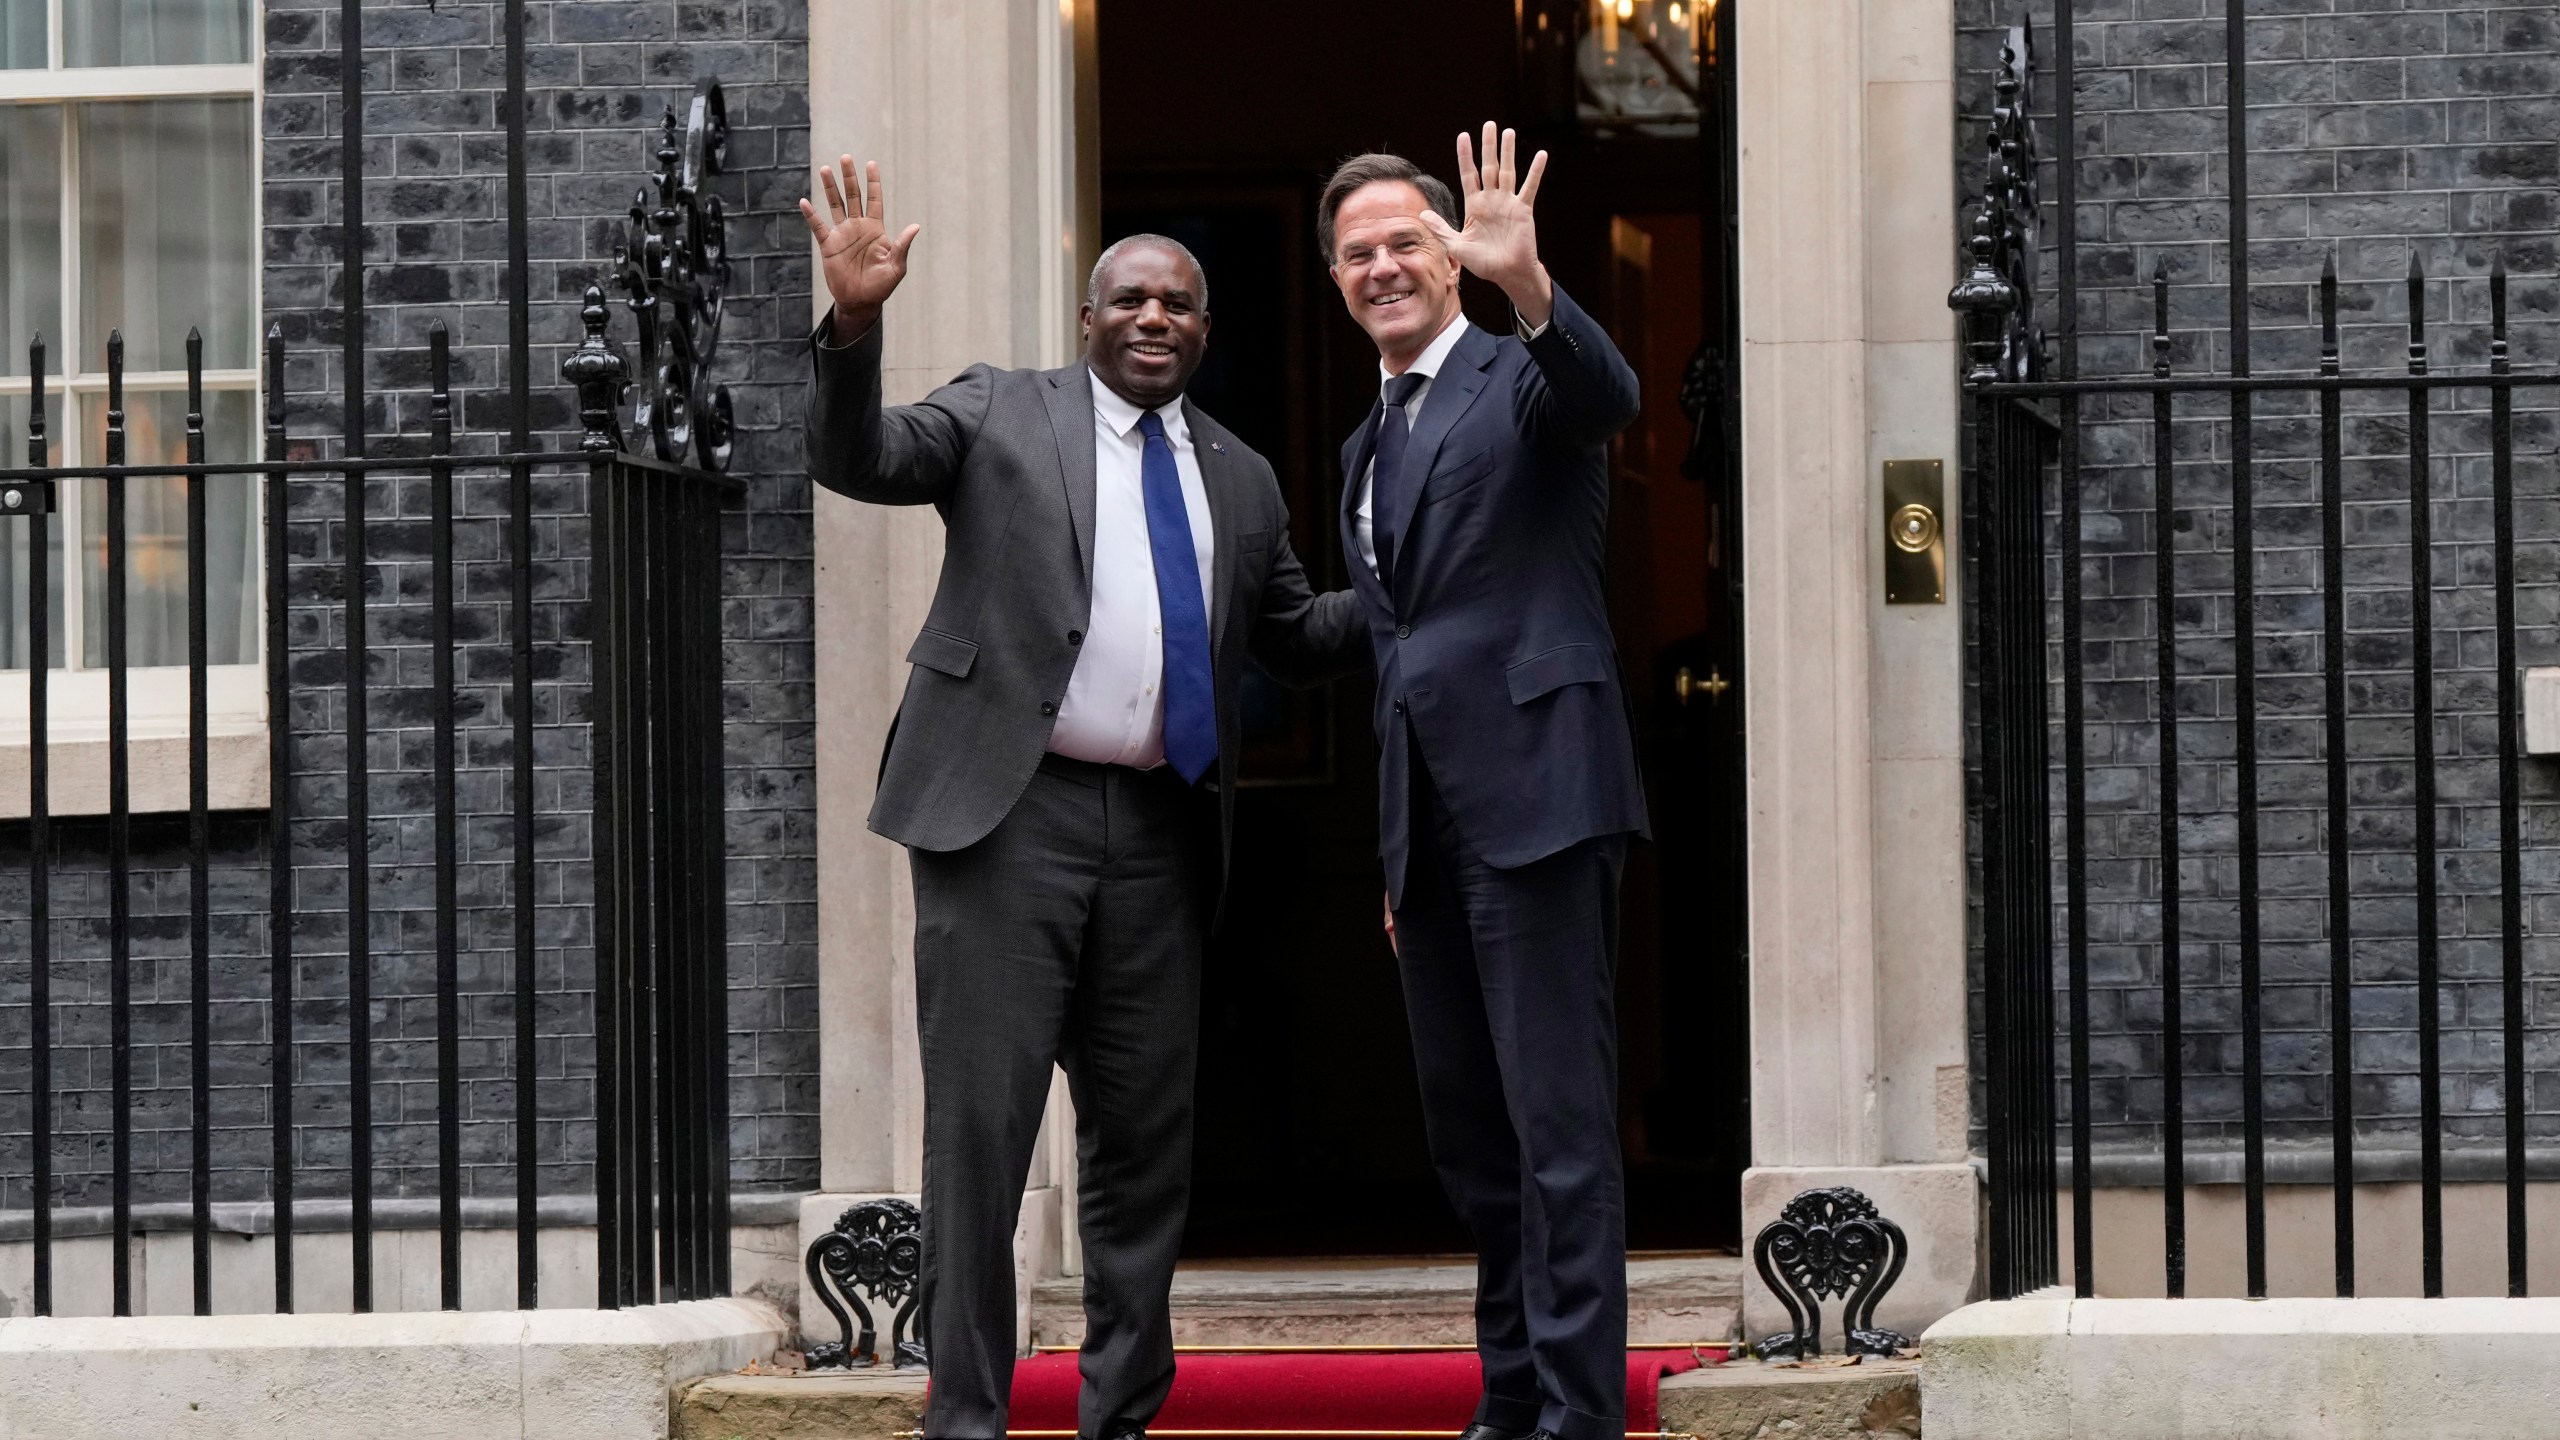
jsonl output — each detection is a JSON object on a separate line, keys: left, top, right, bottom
{"left": 1420, "top": 122, "right": 1554, "bottom": 326}
{"left": 799, "top": 156, "right": 922, "bottom": 344}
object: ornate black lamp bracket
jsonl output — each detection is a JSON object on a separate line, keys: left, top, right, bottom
{"left": 804, "top": 1198, "right": 928, "bottom": 1371}
{"left": 613, "top": 77, "right": 734, "bottom": 473}
{"left": 1946, "top": 17, "right": 2045, "bottom": 387}
{"left": 1752, "top": 1186, "right": 1912, "bottom": 1362}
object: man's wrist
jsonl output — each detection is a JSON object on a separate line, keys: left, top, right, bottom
{"left": 1498, "top": 263, "right": 1554, "bottom": 330}
{"left": 828, "top": 301, "right": 881, "bottom": 346}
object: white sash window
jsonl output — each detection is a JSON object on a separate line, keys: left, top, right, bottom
{"left": 0, "top": 0, "right": 262, "bottom": 812}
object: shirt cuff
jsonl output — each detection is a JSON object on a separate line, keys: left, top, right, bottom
{"left": 814, "top": 311, "right": 875, "bottom": 351}
{"left": 1514, "top": 313, "right": 1551, "bottom": 342}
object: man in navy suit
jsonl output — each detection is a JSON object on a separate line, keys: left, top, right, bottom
{"left": 1320, "top": 127, "right": 1646, "bottom": 1440}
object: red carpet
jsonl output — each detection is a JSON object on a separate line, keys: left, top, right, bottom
{"left": 1001, "top": 1348, "right": 1719, "bottom": 1435}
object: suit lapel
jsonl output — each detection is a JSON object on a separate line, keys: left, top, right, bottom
{"left": 1041, "top": 364, "right": 1099, "bottom": 590}
{"left": 1185, "top": 399, "right": 1244, "bottom": 667}
{"left": 1383, "top": 324, "right": 1497, "bottom": 594}
{"left": 1340, "top": 399, "right": 1387, "bottom": 610}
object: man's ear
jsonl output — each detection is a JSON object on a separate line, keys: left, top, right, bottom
{"left": 1078, "top": 302, "right": 1093, "bottom": 343}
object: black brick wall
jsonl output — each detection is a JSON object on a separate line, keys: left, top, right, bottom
{"left": 0, "top": 0, "right": 815, "bottom": 1212}
{"left": 1959, "top": 0, "right": 2560, "bottom": 1169}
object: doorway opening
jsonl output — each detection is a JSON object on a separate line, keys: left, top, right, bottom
{"left": 1096, "top": 0, "right": 1746, "bottom": 1258}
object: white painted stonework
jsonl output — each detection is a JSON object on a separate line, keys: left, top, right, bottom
{"left": 0, "top": 1298, "right": 784, "bottom": 1440}
{"left": 1925, "top": 1294, "right": 2560, "bottom": 1438}
{"left": 804, "top": 0, "right": 1095, "bottom": 1331}
{"left": 1735, "top": 0, "right": 1981, "bottom": 1343}
{"left": 2522, "top": 667, "right": 2560, "bottom": 753}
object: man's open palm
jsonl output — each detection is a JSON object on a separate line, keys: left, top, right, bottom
{"left": 1423, "top": 122, "right": 1547, "bottom": 294}
{"left": 799, "top": 156, "right": 920, "bottom": 335}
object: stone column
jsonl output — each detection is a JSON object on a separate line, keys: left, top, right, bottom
{"left": 1736, "top": 0, "right": 1979, "bottom": 1344}
{"left": 801, "top": 0, "right": 1094, "bottom": 1348}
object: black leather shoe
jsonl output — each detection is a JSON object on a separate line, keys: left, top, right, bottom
{"left": 1457, "top": 1427, "right": 1527, "bottom": 1440}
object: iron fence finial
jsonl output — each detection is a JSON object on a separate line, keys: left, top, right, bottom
{"left": 611, "top": 79, "right": 733, "bottom": 471}
{"left": 564, "top": 284, "right": 630, "bottom": 455}
{"left": 1947, "top": 18, "right": 2043, "bottom": 388}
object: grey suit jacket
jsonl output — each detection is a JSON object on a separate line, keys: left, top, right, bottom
{"left": 806, "top": 323, "right": 1365, "bottom": 876}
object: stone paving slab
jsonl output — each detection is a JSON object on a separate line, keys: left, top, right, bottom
{"left": 1658, "top": 1355, "right": 1923, "bottom": 1439}
{"left": 677, "top": 1367, "right": 928, "bottom": 1440}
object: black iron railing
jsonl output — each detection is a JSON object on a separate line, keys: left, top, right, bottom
{"left": 0, "top": 0, "right": 738, "bottom": 1318}
{"left": 1957, "top": 8, "right": 2553, "bottom": 1302}
{"left": 1, "top": 293, "right": 735, "bottom": 1315}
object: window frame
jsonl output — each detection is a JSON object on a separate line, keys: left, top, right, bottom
{"left": 0, "top": 0, "right": 265, "bottom": 809}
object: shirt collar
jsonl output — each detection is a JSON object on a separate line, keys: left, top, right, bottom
{"left": 1379, "top": 312, "right": 1472, "bottom": 391}
{"left": 1090, "top": 368, "right": 1187, "bottom": 444}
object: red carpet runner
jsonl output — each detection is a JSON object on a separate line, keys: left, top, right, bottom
{"left": 1002, "top": 1348, "right": 1719, "bottom": 1435}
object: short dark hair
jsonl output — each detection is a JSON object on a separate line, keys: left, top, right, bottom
{"left": 1317, "top": 153, "right": 1457, "bottom": 264}
{"left": 1088, "top": 233, "right": 1208, "bottom": 311}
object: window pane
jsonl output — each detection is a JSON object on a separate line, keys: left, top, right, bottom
{"left": 0, "top": 397, "right": 66, "bottom": 671}
{"left": 66, "top": 0, "right": 252, "bottom": 67}
{"left": 78, "top": 99, "right": 254, "bottom": 372}
{"left": 0, "top": 104, "right": 62, "bottom": 374}
{"left": 0, "top": 0, "right": 44, "bottom": 69}
{"left": 78, "top": 390, "right": 259, "bottom": 668}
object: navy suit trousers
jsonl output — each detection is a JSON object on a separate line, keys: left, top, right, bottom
{"left": 1394, "top": 743, "right": 1630, "bottom": 1440}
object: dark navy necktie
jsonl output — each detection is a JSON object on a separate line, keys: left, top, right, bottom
{"left": 1369, "top": 371, "right": 1429, "bottom": 583}
{"left": 1136, "top": 410, "right": 1217, "bottom": 784}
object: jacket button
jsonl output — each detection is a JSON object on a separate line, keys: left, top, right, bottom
{"left": 1393, "top": 698, "right": 1407, "bottom": 714}
{"left": 1040, "top": 700, "right": 1058, "bottom": 716}
{"left": 1067, "top": 629, "right": 1083, "bottom": 646}
{"left": 1395, "top": 623, "right": 1412, "bottom": 640}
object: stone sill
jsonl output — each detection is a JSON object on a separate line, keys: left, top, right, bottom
{"left": 1, "top": 664, "right": 270, "bottom": 819}
{"left": 0, "top": 729, "right": 270, "bottom": 819}
{"left": 1924, "top": 1295, "right": 2560, "bottom": 1438}
{"left": 0, "top": 1298, "right": 788, "bottom": 1440}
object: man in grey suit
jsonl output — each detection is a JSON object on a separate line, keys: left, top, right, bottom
{"left": 799, "top": 158, "right": 1361, "bottom": 1440}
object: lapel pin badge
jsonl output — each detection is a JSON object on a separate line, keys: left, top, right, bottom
{"left": 1210, "top": 441, "right": 1226, "bottom": 454}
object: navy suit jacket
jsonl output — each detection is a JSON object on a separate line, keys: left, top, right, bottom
{"left": 1341, "top": 285, "right": 1650, "bottom": 904}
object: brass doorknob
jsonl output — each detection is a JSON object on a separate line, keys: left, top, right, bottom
{"left": 1891, "top": 501, "right": 1941, "bottom": 554}
{"left": 1675, "top": 665, "right": 1730, "bottom": 705}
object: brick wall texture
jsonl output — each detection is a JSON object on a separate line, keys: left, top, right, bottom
{"left": 1958, "top": 0, "right": 2560, "bottom": 1171}
{"left": 0, "top": 0, "right": 816, "bottom": 1213}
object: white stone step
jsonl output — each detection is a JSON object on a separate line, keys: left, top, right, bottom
{"left": 1031, "top": 1252, "right": 1743, "bottom": 1350}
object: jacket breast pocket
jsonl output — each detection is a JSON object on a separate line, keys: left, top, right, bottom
{"left": 906, "top": 626, "right": 978, "bottom": 679}
{"left": 1504, "top": 642, "right": 1611, "bottom": 704}
{"left": 1418, "top": 446, "right": 1497, "bottom": 508}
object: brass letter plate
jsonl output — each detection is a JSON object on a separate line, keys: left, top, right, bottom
{"left": 1883, "top": 459, "right": 1944, "bottom": 605}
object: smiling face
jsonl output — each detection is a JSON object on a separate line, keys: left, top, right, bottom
{"left": 1081, "top": 242, "right": 1210, "bottom": 411}
{"left": 1327, "top": 179, "right": 1463, "bottom": 372}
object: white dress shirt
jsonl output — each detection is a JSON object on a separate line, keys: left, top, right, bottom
{"left": 1355, "top": 313, "right": 1474, "bottom": 576}
{"left": 1354, "top": 311, "right": 1552, "bottom": 576}
{"left": 1049, "top": 373, "right": 1217, "bottom": 769}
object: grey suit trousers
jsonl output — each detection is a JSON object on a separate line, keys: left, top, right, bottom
{"left": 910, "top": 752, "right": 1213, "bottom": 1440}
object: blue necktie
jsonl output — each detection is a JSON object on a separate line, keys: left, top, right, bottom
{"left": 1136, "top": 410, "right": 1218, "bottom": 784}
{"left": 1370, "top": 371, "right": 1429, "bottom": 583}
